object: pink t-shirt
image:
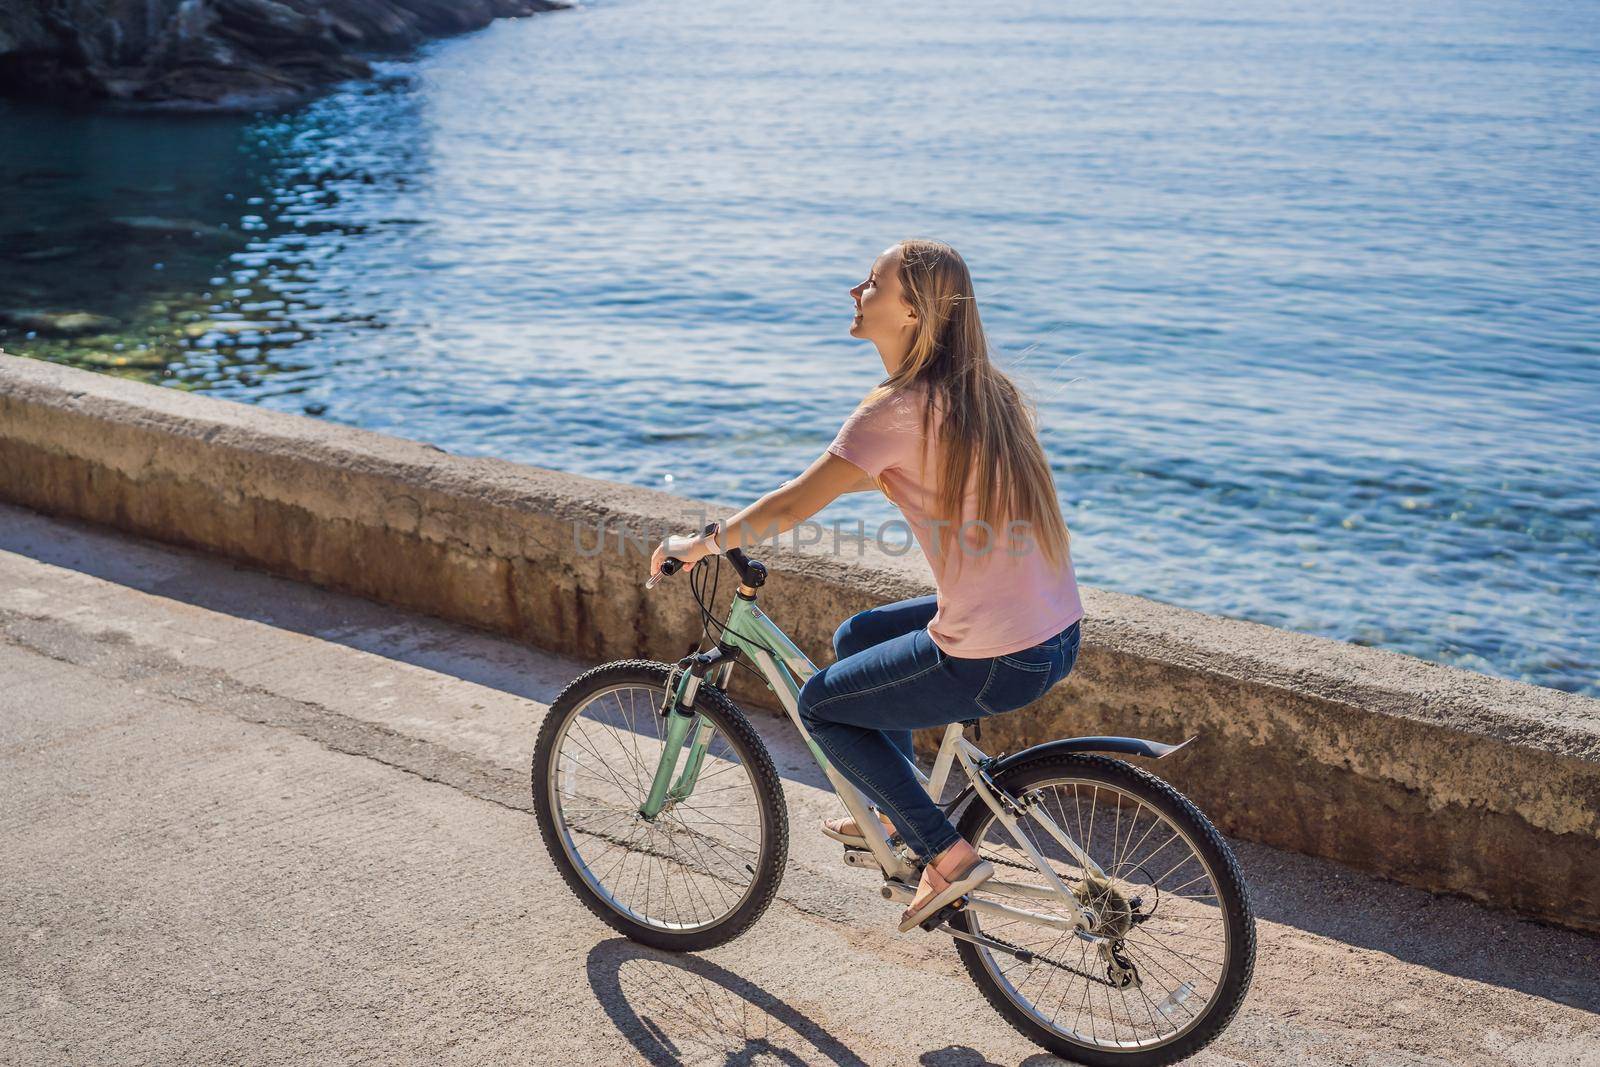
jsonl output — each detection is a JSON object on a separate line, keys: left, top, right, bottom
{"left": 826, "top": 382, "right": 1085, "bottom": 658}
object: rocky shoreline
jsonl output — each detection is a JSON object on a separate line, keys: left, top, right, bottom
{"left": 0, "top": 0, "right": 569, "bottom": 111}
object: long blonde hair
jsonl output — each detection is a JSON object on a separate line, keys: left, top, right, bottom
{"left": 861, "top": 238, "right": 1072, "bottom": 576}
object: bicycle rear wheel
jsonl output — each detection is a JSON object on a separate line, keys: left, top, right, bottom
{"left": 952, "top": 752, "right": 1255, "bottom": 1066}
{"left": 531, "top": 659, "right": 788, "bottom": 951}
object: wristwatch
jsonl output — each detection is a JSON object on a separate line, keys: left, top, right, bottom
{"left": 706, "top": 520, "right": 725, "bottom": 555}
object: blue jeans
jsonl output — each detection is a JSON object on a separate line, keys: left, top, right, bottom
{"left": 797, "top": 594, "right": 1083, "bottom": 862}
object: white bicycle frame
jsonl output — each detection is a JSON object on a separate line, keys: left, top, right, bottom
{"left": 672, "top": 593, "right": 1109, "bottom": 941}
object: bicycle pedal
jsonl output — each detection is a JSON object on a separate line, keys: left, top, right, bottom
{"left": 920, "top": 896, "right": 968, "bottom": 932}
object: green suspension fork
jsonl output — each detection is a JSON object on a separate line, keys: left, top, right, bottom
{"left": 639, "top": 707, "right": 698, "bottom": 819}
{"left": 639, "top": 647, "right": 733, "bottom": 819}
{"left": 666, "top": 717, "right": 717, "bottom": 803}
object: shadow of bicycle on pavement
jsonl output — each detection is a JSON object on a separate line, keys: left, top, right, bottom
{"left": 584, "top": 938, "right": 1069, "bottom": 1066}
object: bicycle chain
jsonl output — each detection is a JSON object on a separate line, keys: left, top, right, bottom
{"left": 968, "top": 926, "right": 1120, "bottom": 988}
{"left": 969, "top": 851, "right": 1127, "bottom": 988}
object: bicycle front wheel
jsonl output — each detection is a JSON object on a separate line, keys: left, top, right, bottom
{"left": 531, "top": 659, "right": 788, "bottom": 951}
{"left": 952, "top": 752, "right": 1255, "bottom": 1067}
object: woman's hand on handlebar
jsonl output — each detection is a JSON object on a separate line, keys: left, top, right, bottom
{"left": 647, "top": 528, "right": 717, "bottom": 588}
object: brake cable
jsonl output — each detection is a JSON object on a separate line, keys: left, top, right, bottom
{"left": 683, "top": 553, "right": 785, "bottom": 690}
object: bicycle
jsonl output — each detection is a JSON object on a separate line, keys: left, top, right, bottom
{"left": 532, "top": 525, "right": 1256, "bottom": 1065}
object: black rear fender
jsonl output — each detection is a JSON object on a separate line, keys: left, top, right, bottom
{"left": 940, "top": 733, "right": 1196, "bottom": 815}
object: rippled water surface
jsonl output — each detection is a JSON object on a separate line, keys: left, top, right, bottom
{"left": 2, "top": 0, "right": 1597, "bottom": 694}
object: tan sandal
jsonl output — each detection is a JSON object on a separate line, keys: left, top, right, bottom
{"left": 898, "top": 847, "right": 994, "bottom": 933}
{"left": 820, "top": 811, "right": 899, "bottom": 848}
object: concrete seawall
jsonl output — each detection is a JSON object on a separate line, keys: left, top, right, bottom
{"left": 4, "top": 352, "right": 1598, "bottom": 933}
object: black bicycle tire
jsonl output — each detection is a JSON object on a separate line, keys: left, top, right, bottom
{"left": 531, "top": 658, "right": 790, "bottom": 952}
{"left": 952, "top": 751, "right": 1256, "bottom": 1067}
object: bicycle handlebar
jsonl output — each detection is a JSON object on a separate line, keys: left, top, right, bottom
{"left": 645, "top": 521, "right": 767, "bottom": 590}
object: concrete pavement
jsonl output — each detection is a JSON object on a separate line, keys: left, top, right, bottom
{"left": 2, "top": 501, "right": 1598, "bottom": 1066}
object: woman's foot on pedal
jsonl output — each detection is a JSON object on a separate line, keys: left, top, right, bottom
{"left": 820, "top": 810, "right": 899, "bottom": 847}
{"left": 898, "top": 838, "right": 993, "bottom": 933}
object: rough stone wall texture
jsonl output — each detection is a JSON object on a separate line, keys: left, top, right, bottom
{"left": 0, "top": 0, "right": 566, "bottom": 107}
{"left": 3, "top": 352, "right": 1598, "bottom": 933}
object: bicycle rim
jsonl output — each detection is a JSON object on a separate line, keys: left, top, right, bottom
{"left": 546, "top": 682, "right": 768, "bottom": 935}
{"left": 961, "top": 770, "right": 1237, "bottom": 1055}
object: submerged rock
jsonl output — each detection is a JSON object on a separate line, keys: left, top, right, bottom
{"left": 0, "top": 309, "right": 121, "bottom": 336}
{"left": 16, "top": 169, "right": 81, "bottom": 187}
{"left": 15, "top": 245, "right": 79, "bottom": 262}
{"left": 73, "top": 348, "right": 171, "bottom": 368}
{"left": 182, "top": 318, "right": 286, "bottom": 338}
{"left": 0, "top": 0, "right": 571, "bottom": 110}
{"left": 110, "top": 215, "right": 246, "bottom": 243}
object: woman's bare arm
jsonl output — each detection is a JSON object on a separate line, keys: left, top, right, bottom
{"left": 785, "top": 472, "right": 876, "bottom": 494}
{"left": 651, "top": 456, "right": 879, "bottom": 577}
{"left": 713, "top": 452, "right": 872, "bottom": 554}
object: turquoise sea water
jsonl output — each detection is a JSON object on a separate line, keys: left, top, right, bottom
{"left": 2, "top": 0, "right": 1596, "bottom": 695}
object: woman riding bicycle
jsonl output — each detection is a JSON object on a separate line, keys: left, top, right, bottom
{"left": 649, "top": 238, "right": 1085, "bottom": 933}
